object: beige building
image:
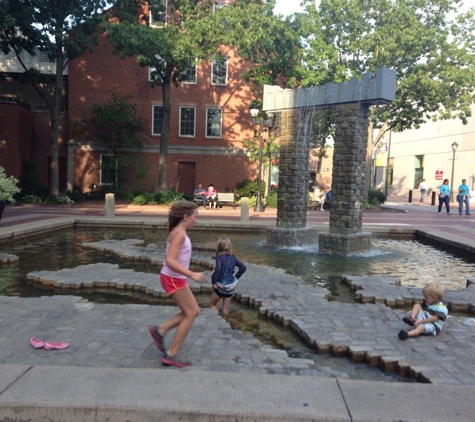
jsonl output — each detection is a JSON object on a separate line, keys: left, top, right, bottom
{"left": 375, "top": 105, "right": 475, "bottom": 199}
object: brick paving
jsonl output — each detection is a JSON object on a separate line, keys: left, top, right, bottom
{"left": 1, "top": 197, "right": 475, "bottom": 385}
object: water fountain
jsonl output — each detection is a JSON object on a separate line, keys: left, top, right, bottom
{"left": 263, "top": 67, "right": 397, "bottom": 253}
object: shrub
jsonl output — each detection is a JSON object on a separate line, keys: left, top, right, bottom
{"left": 132, "top": 194, "right": 148, "bottom": 205}
{"left": 265, "top": 189, "right": 278, "bottom": 208}
{"left": 363, "top": 189, "right": 387, "bottom": 209}
{"left": 235, "top": 179, "right": 265, "bottom": 199}
{"left": 56, "top": 194, "right": 74, "bottom": 204}
{"left": 159, "top": 190, "right": 185, "bottom": 205}
{"left": 0, "top": 167, "right": 21, "bottom": 203}
{"left": 23, "top": 194, "right": 43, "bottom": 204}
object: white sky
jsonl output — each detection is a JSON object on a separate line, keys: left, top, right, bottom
{"left": 273, "top": 0, "right": 305, "bottom": 16}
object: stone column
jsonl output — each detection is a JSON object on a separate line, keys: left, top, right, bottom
{"left": 318, "top": 103, "right": 372, "bottom": 253}
{"left": 267, "top": 108, "right": 319, "bottom": 246}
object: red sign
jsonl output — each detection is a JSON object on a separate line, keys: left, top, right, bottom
{"left": 435, "top": 169, "right": 443, "bottom": 180}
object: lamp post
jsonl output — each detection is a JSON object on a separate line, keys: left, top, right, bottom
{"left": 249, "top": 103, "right": 273, "bottom": 212}
{"left": 450, "top": 141, "right": 458, "bottom": 203}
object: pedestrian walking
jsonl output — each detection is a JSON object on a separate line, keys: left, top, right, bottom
{"left": 437, "top": 179, "right": 451, "bottom": 215}
{"left": 418, "top": 179, "right": 429, "bottom": 202}
{"left": 457, "top": 179, "right": 471, "bottom": 215}
{"left": 148, "top": 200, "right": 205, "bottom": 367}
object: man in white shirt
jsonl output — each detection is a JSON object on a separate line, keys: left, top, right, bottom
{"left": 418, "top": 179, "right": 429, "bottom": 202}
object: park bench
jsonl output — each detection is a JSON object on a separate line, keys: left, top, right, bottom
{"left": 217, "top": 192, "right": 236, "bottom": 208}
{"left": 194, "top": 192, "right": 236, "bottom": 208}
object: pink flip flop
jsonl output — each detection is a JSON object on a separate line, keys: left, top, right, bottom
{"left": 30, "top": 337, "right": 45, "bottom": 349}
{"left": 44, "top": 341, "right": 69, "bottom": 350}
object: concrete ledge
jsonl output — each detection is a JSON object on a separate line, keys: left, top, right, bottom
{"left": 2, "top": 365, "right": 475, "bottom": 422}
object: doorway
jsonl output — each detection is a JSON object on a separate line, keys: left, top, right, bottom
{"left": 178, "top": 162, "right": 195, "bottom": 196}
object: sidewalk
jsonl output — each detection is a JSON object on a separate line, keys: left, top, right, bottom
{"left": 1, "top": 198, "right": 475, "bottom": 422}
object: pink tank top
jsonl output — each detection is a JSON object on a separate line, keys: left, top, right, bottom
{"left": 160, "top": 230, "right": 192, "bottom": 279}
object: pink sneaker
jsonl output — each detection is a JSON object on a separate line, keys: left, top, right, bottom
{"left": 30, "top": 337, "right": 45, "bottom": 349}
{"left": 44, "top": 341, "right": 69, "bottom": 350}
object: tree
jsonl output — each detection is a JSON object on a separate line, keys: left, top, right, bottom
{"left": 75, "top": 90, "right": 148, "bottom": 191}
{"left": 104, "top": 0, "right": 301, "bottom": 191}
{"left": 296, "top": 0, "right": 475, "bottom": 190}
{"left": 0, "top": 0, "right": 108, "bottom": 196}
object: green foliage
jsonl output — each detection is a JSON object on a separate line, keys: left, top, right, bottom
{"left": 0, "top": 167, "right": 21, "bottom": 203}
{"left": 1, "top": 0, "right": 108, "bottom": 196}
{"left": 297, "top": 0, "right": 475, "bottom": 133}
{"left": 265, "top": 189, "right": 278, "bottom": 208}
{"left": 88, "top": 90, "right": 146, "bottom": 148}
{"left": 56, "top": 194, "right": 74, "bottom": 204}
{"left": 235, "top": 179, "right": 265, "bottom": 199}
{"left": 46, "top": 194, "right": 74, "bottom": 204}
{"left": 132, "top": 190, "right": 184, "bottom": 206}
{"left": 159, "top": 190, "right": 185, "bottom": 205}
{"left": 22, "top": 194, "right": 43, "bottom": 204}
{"left": 363, "top": 189, "right": 387, "bottom": 209}
{"left": 132, "top": 194, "right": 148, "bottom": 205}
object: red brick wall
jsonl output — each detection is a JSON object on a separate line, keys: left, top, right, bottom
{"left": 0, "top": 100, "right": 68, "bottom": 189}
{"left": 0, "top": 101, "right": 33, "bottom": 179}
{"left": 68, "top": 34, "right": 258, "bottom": 193}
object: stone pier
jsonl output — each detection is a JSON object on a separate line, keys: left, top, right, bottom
{"left": 318, "top": 103, "right": 372, "bottom": 254}
{"left": 267, "top": 109, "right": 319, "bottom": 246}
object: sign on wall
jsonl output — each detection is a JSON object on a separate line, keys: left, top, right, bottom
{"left": 435, "top": 169, "right": 443, "bottom": 180}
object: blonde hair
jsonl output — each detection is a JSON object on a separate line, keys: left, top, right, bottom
{"left": 168, "top": 200, "right": 198, "bottom": 232}
{"left": 422, "top": 283, "right": 445, "bottom": 300}
{"left": 216, "top": 235, "right": 233, "bottom": 255}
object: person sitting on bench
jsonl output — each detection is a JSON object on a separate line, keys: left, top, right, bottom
{"left": 193, "top": 183, "right": 207, "bottom": 208}
{"left": 206, "top": 184, "right": 218, "bottom": 209}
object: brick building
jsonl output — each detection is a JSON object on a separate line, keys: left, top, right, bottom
{"left": 1, "top": 2, "right": 262, "bottom": 197}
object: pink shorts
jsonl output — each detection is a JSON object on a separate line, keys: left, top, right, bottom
{"left": 160, "top": 273, "right": 188, "bottom": 295}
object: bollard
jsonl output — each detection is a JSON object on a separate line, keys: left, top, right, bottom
{"left": 431, "top": 191, "right": 436, "bottom": 206}
{"left": 240, "top": 197, "right": 249, "bottom": 222}
{"left": 105, "top": 193, "right": 115, "bottom": 218}
{"left": 408, "top": 190, "right": 412, "bottom": 203}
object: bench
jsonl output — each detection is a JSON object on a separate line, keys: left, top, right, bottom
{"left": 194, "top": 192, "right": 236, "bottom": 209}
{"left": 217, "top": 192, "right": 236, "bottom": 209}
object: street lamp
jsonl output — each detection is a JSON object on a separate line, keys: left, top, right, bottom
{"left": 450, "top": 141, "right": 458, "bottom": 202}
{"left": 249, "top": 103, "right": 273, "bottom": 212}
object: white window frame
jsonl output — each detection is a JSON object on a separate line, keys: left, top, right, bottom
{"left": 211, "top": 58, "right": 228, "bottom": 85}
{"left": 205, "top": 107, "right": 222, "bottom": 138}
{"left": 100, "top": 154, "right": 118, "bottom": 185}
{"left": 179, "top": 106, "right": 196, "bottom": 137}
{"left": 149, "top": 0, "right": 167, "bottom": 27}
{"left": 152, "top": 105, "right": 164, "bottom": 136}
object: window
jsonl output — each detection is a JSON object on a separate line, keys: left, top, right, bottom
{"left": 179, "top": 107, "right": 196, "bottom": 137}
{"left": 149, "top": 55, "right": 166, "bottom": 82}
{"left": 206, "top": 108, "right": 222, "bottom": 138}
{"left": 180, "top": 59, "right": 197, "bottom": 84}
{"left": 211, "top": 58, "right": 228, "bottom": 85}
{"left": 100, "top": 154, "right": 117, "bottom": 185}
{"left": 149, "top": 0, "right": 167, "bottom": 27}
{"left": 152, "top": 105, "right": 163, "bottom": 135}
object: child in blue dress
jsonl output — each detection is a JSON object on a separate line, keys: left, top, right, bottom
{"left": 399, "top": 282, "right": 448, "bottom": 340}
{"left": 209, "top": 236, "right": 246, "bottom": 315}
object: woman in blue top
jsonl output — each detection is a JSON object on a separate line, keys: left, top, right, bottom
{"left": 457, "top": 179, "right": 471, "bottom": 216}
{"left": 438, "top": 179, "right": 451, "bottom": 215}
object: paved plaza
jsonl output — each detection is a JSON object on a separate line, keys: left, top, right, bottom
{"left": 1, "top": 198, "right": 475, "bottom": 421}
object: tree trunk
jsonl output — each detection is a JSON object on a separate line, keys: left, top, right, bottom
{"left": 158, "top": 79, "right": 171, "bottom": 191}
{"left": 48, "top": 52, "right": 65, "bottom": 197}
